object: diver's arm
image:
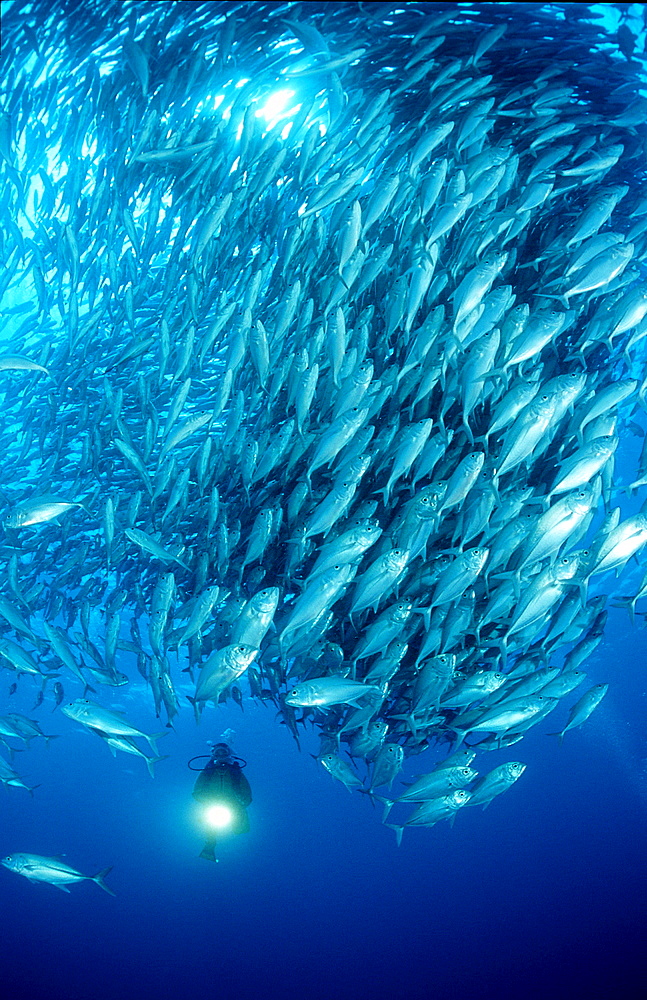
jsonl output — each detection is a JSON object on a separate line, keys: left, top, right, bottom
{"left": 232, "top": 767, "right": 253, "bottom": 806}
{"left": 192, "top": 766, "right": 215, "bottom": 799}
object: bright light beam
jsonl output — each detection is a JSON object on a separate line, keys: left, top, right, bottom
{"left": 203, "top": 803, "right": 234, "bottom": 829}
{"left": 255, "top": 88, "right": 299, "bottom": 130}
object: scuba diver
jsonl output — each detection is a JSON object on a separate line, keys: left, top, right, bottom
{"left": 190, "top": 742, "right": 252, "bottom": 862}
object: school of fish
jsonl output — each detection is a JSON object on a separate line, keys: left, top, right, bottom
{"left": 1, "top": 0, "right": 647, "bottom": 859}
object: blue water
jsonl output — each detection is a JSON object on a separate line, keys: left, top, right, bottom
{"left": 2, "top": 2, "right": 647, "bottom": 998}
{"left": 2, "top": 604, "right": 645, "bottom": 1000}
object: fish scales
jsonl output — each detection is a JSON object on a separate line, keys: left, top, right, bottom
{"left": 0, "top": 0, "right": 645, "bottom": 841}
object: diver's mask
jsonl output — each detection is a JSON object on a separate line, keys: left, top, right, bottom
{"left": 211, "top": 742, "right": 233, "bottom": 762}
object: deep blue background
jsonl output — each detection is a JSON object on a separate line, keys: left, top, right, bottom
{"left": 1, "top": 597, "right": 645, "bottom": 1000}
{"left": 1, "top": 2, "right": 646, "bottom": 998}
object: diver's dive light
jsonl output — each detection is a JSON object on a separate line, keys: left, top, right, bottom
{"left": 203, "top": 803, "right": 235, "bottom": 830}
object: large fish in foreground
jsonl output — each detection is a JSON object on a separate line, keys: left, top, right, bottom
{"left": 61, "top": 700, "right": 166, "bottom": 756}
{"left": 2, "top": 853, "right": 115, "bottom": 895}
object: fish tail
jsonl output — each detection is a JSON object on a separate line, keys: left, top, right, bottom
{"left": 385, "top": 823, "right": 403, "bottom": 847}
{"left": 187, "top": 695, "right": 202, "bottom": 725}
{"left": 380, "top": 797, "right": 395, "bottom": 822}
{"left": 146, "top": 754, "right": 169, "bottom": 778}
{"left": 92, "top": 866, "right": 116, "bottom": 896}
{"left": 146, "top": 730, "right": 170, "bottom": 754}
{"left": 405, "top": 712, "right": 418, "bottom": 738}
{"left": 372, "top": 484, "right": 391, "bottom": 507}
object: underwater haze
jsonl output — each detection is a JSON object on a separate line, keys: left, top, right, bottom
{"left": 1, "top": 2, "right": 646, "bottom": 999}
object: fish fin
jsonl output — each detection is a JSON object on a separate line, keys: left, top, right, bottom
{"left": 610, "top": 597, "right": 636, "bottom": 625}
{"left": 92, "top": 866, "right": 116, "bottom": 896}
{"left": 385, "top": 823, "right": 403, "bottom": 847}
{"left": 372, "top": 484, "right": 392, "bottom": 507}
{"left": 378, "top": 796, "right": 395, "bottom": 822}
{"left": 146, "top": 731, "right": 170, "bottom": 755}
{"left": 50, "top": 883, "right": 72, "bottom": 892}
{"left": 187, "top": 695, "right": 202, "bottom": 725}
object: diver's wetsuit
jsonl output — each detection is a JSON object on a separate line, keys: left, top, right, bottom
{"left": 193, "top": 757, "right": 252, "bottom": 859}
